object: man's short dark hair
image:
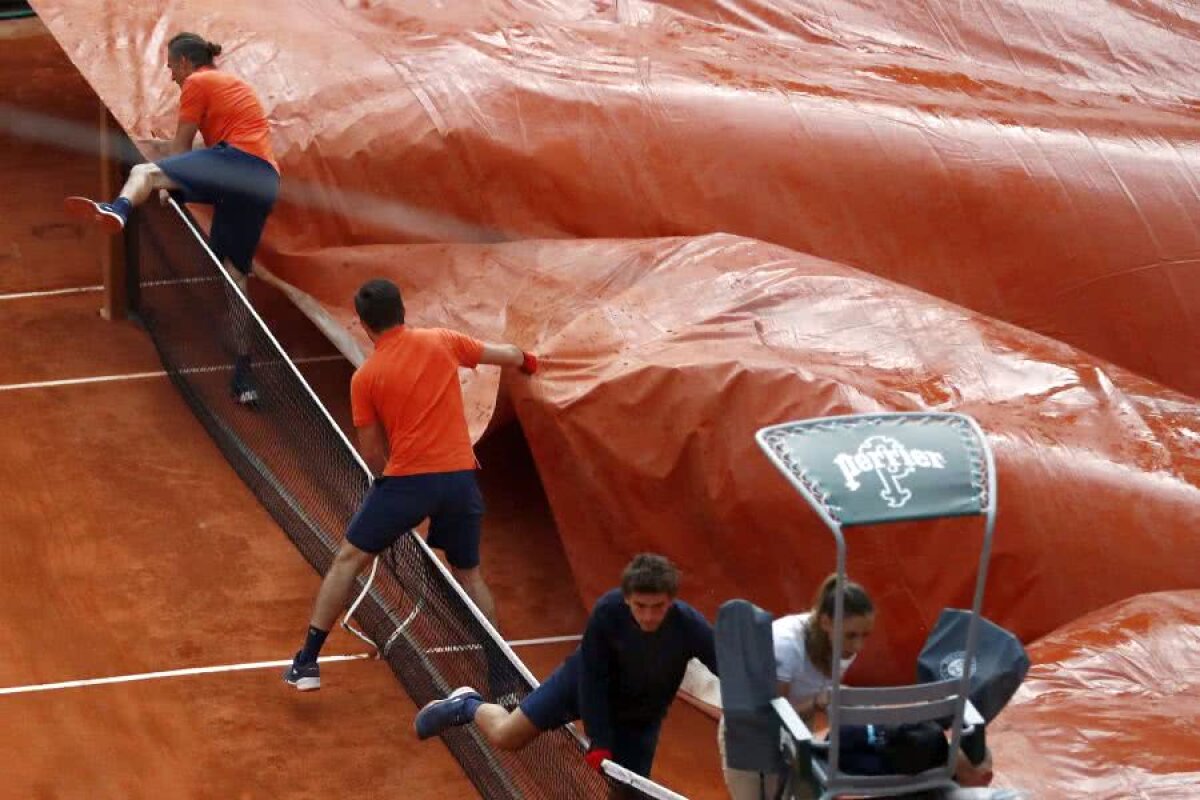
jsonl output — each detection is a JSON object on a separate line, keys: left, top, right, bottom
{"left": 354, "top": 279, "right": 405, "bottom": 332}
{"left": 620, "top": 553, "right": 680, "bottom": 597}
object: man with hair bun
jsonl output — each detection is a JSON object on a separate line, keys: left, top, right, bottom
{"left": 412, "top": 553, "right": 719, "bottom": 780}
{"left": 65, "top": 31, "right": 280, "bottom": 405}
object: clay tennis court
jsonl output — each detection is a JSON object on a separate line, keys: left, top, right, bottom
{"left": 6, "top": 2, "right": 1200, "bottom": 797}
{"left": 0, "top": 17, "right": 724, "bottom": 798}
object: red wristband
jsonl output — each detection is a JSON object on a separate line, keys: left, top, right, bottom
{"left": 584, "top": 747, "right": 612, "bottom": 772}
{"left": 520, "top": 351, "right": 539, "bottom": 375}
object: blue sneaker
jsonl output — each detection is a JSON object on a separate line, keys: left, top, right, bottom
{"left": 414, "top": 686, "right": 483, "bottom": 740}
{"left": 283, "top": 653, "right": 320, "bottom": 691}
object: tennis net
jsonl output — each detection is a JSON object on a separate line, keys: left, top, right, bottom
{"left": 125, "top": 197, "right": 685, "bottom": 800}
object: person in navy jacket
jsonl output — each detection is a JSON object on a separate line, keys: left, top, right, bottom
{"left": 414, "top": 553, "right": 718, "bottom": 778}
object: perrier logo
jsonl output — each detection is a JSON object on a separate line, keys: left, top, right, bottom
{"left": 832, "top": 435, "right": 948, "bottom": 508}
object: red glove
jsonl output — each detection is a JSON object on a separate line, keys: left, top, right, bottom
{"left": 520, "top": 351, "right": 539, "bottom": 375}
{"left": 584, "top": 747, "right": 612, "bottom": 772}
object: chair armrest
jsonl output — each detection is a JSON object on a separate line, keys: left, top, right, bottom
{"left": 771, "top": 697, "right": 813, "bottom": 743}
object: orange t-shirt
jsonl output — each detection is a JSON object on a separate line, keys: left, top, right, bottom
{"left": 178, "top": 67, "right": 278, "bottom": 173}
{"left": 351, "top": 326, "right": 485, "bottom": 477}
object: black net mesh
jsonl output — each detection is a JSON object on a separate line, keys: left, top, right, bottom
{"left": 128, "top": 199, "right": 682, "bottom": 800}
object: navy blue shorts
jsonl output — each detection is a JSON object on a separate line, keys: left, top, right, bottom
{"left": 345, "top": 470, "right": 484, "bottom": 568}
{"left": 519, "top": 655, "right": 663, "bottom": 778}
{"left": 156, "top": 143, "right": 280, "bottom": 275}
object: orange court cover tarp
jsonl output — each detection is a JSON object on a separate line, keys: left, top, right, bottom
{"left": 261, "top": 232, "right": 1200, "bottom": 691}
{"left": 29, "top": 0, "right": 1200, "bottom": 396}
{"left": 989, "top": 590, "right": 1200, "bottom": 798}
{"left": 25, "top": 3, "right": 1200, "bottom": 791}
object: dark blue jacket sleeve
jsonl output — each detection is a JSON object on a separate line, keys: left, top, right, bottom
{"left": 578, "top": 602, "right": 616, "bottom": 751}
{"left": 685, "top": 604, "right": 720, "bottom": 676}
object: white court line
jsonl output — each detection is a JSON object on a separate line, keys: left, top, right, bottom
{"left": 141, "top": 276, "right": 220, "bottom": 288}
{"left": 425, "top": 634, "right": 583, "bottom": 655}
{"left": 0, "top": 636, "right": 584, "bottom": 695}
{"left": 0, "top": 277, "right": 216, "bottom": 303}
{"left": 510, "top": 634, "right": 582, "bottom": 647}
{"left": 0, "top": 354, "right": 347, "bottom": 393}
{"left": 0, "top": 653, "right": 370, "bottom": 697}
{"left": 0, "top": 285, "right": 103, "bottom": 301}
{"left": 0, "top": 369, "right": 168, "bottom": 392}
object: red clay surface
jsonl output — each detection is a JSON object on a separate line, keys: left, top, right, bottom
{"left": 0, "top": 291, "right": 159, "bottom": 385}
{"left": 1, "top": 670, "right": 466, "bottom": 800}
{"left": 1, "top": 18, "right": 724, "bottom": 799}
{"left": 29, "top": 0, "right": 1199, "bottom": 697}
{"left": 0, "top": 21, "right": 471, "bottom": 800}
{"left": 0, "top": 317, "right": 473, "bottom": 798}
{"left": 0, "top": 19, "right": 103, "bottom": 295}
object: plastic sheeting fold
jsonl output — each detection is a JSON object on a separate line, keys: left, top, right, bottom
{"left": 990, "top": 591, "right": 1200, "bottom": 799}
{"left": 260, "top": 233, "right": 1200, "bottom": 693}
{"left": 28, "top": 0, "right": 1200, "bottom": 395}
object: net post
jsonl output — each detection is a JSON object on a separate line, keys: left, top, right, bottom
{"left": 124, "top": 204, "right": 140, "bottom": 315}
{"left": 98, "top": 106, "right": 127, "bottom": 321}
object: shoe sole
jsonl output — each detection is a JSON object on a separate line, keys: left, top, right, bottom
{"left": 286, "top": 676, "right": 321, "bottom": 691}
{"left": 64, "top": 196, "right": 124, "bottom": 234}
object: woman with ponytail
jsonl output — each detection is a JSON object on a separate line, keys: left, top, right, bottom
{"left": 66, "top": 31, "right": 280, "bottom": 405}
{"left": 720, "top": 573, "right": 875, "bottom": 799}
{"left": 774, "top": 573, "right": 876, "bottom": 724}
{"left": 720, "top": 575, "right": 994, "bottom": 798}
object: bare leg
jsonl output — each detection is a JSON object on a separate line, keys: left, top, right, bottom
{"left": 955, "top": 747, "right": 994, "bottom": 787}
{"left": 473, "top": 705, "right": 541, "bottom": 751}
{"left": 222, "top": 265, "right": 253, "bottom": 352}
{"left": 118, "top": 163, "right": 180, "bottom": 208}
{"left": 309, "top": 541, "right": 375, "bottom": 631}
{"left": 229, "top": 264, "right": 249, "bottom": 294}
{"left": 65, "top": 162, "right": 181, "bottom": 232}
{"left": 219, "top": 263, "right": 260, "bottom": 403}
{"left": 719, "top": 716, "right": 786, "bottom": 800}
{"left": 451, "top": 565, "right": 499, "bottom": 629}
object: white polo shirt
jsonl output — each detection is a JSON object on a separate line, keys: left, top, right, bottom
{"left": 773, "top": 612, "right": 857, "bottom": 707}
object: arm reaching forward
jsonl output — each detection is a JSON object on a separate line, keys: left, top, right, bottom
{"left": 479, "top": 342, "right": 538, "bottom": 375}
{"left": 169, "top": 121, "right": 199, "bottom": 156}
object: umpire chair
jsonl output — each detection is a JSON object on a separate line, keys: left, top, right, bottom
{"left": 748, "top": 412, "right": 999, "bottom": 799}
